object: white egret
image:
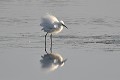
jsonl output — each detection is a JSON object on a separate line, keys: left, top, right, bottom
{"left": 40, "top": 53, "right": 67, "bottom": 71}
{"left": 40, "top": 14, "right": 68, "bottom": 53}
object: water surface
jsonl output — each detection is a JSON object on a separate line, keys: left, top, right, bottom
{"left": 0, "top": 0, "right": 120, "bottom": 80}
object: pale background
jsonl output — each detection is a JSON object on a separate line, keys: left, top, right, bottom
{"left": 0, "top": 0, "right": 120, "bottom": 80}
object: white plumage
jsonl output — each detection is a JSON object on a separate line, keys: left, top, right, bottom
{"left": 40, "top": 14, "right": 67, "bottom": 34}
{"left": 40, "top": 14, "right": 68, "bottom": 53}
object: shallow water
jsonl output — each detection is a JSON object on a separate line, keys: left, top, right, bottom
{"left": 0, "top": 0, "right": 120, "bottom": 80}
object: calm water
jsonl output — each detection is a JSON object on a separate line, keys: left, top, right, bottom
{"left": 0, "top": 0, "right": 120, "bottom": 80}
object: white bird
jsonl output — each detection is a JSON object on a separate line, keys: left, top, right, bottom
{"left": 40, "top": 53, "right": 67, "bottom": 71}
{"left": 40, "top": 14, "right": 68, "bottom": 53}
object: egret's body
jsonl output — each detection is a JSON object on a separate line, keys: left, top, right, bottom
{"left": 40, "top": 53, "right": 67, "bottom": 71}
{"left": 41, "top": 14, "right": 63, "bottom": 34}
{"left": 40, "top": 14, "right": 67, "bottom": 53}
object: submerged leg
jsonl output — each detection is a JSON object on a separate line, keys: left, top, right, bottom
{"left": 45, "top": 33, "right": 48, "bottom": 53}
{"left": 50, "top": 34, "right": 52, "bottom": 53}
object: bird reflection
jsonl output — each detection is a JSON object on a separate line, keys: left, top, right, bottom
{"left": 40, "top": 53, "right": 67, "bottom": 72}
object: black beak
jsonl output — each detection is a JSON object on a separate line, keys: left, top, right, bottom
{"left": 62, "top": 24, "right": 68, "bottom": 29}
{"left": 63, "top": 58, "right": 67, "bottom": 63}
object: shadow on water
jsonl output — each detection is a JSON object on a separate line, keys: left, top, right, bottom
{"left": 40, "top": 52, "right": 67, "bottom": 72}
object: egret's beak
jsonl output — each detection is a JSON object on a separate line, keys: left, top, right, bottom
{"left": 63, "top": 58, "right": 67, "bottom": 63}
{"left": 62, "top": 24, "right": 68, "bottom": 29}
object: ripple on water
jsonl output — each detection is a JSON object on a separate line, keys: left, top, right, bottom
{"left": 0, "top": 32, "right": 120, "bottom": 51}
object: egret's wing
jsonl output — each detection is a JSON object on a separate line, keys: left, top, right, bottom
{"left": 40, "top": 14, "right": 59, "bottom": 28}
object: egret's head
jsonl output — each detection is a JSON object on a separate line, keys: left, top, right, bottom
{"left": 60, "top": 20, "right": 68, "bottom": 29}
{"left": 59, "top": 58, "right": 67, "bottom": 67}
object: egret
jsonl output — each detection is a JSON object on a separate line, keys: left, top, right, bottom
{"left": 40, "top": 14, "right": 68, "bottom": 53}
{"left": 40, "top": 53, "right": 67, "bottom": 71}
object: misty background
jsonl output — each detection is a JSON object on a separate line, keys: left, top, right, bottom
{"left": 0, "top": 0, "right": 120, "bottom": 80}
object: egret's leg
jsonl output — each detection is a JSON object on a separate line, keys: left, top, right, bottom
{"left": 50, "top": 34, "right": 52, "bottom": 53}
{"left": 45, "top": 33, "right": 48, "bottom": 54}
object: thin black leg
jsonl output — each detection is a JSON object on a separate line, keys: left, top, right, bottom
{"left": 50, "top": 34, "right": 52, "bottom": 53}
{"left": 45, "top": 33, "right": 48, "bottom": 54}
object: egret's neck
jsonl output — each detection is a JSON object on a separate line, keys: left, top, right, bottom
{"left": 59, "top": 25, "right": 63, "bottom": 30}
